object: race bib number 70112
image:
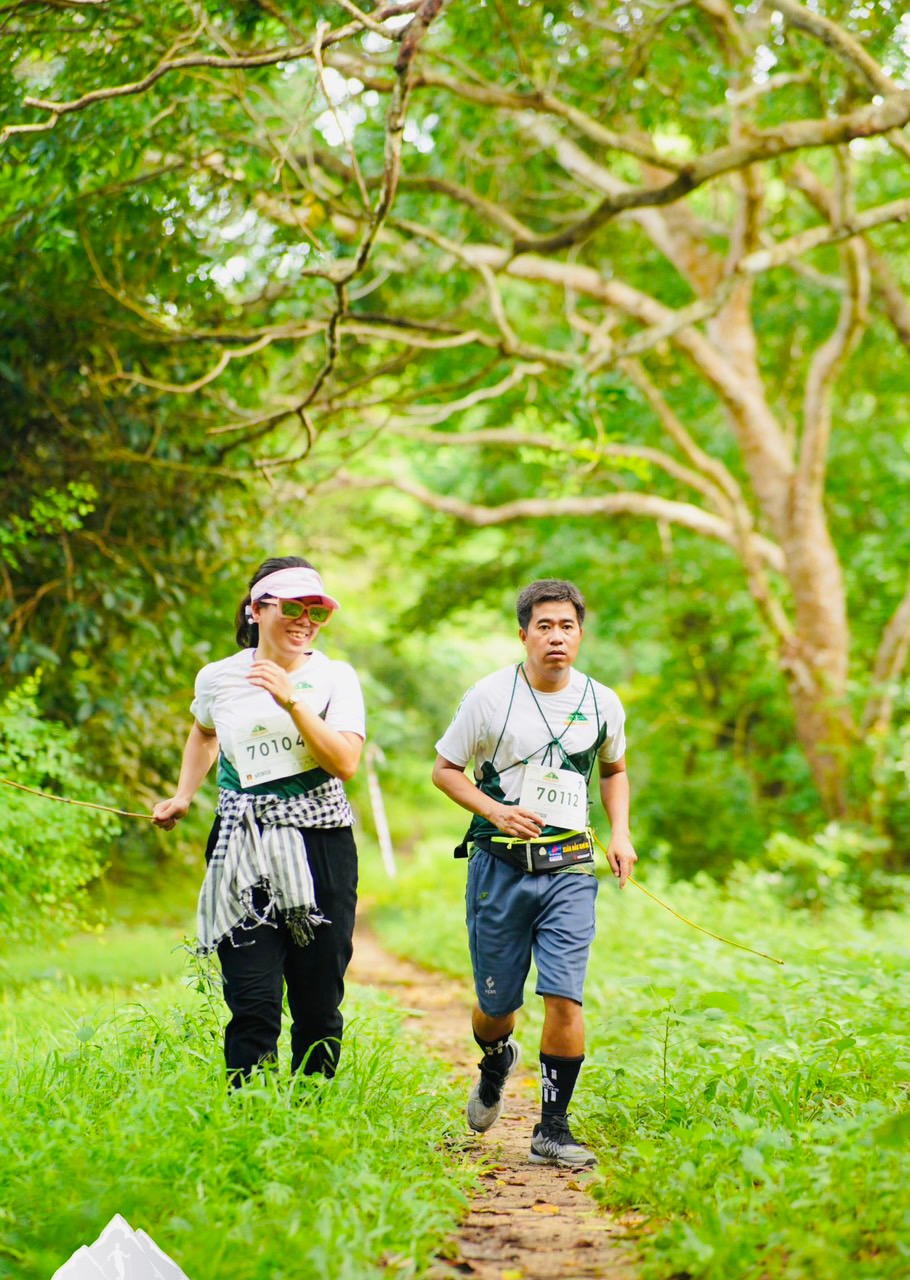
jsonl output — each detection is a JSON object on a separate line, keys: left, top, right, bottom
{"left": 234, "top": 715, "right": 317, "bottom": 788}
{"left": 519, "top": 763, "right": 588, "bottom": 830}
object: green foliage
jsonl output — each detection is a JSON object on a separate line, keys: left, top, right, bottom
{"left": 758, "top": 822, "right": 902, "bottom": 913}
{"left": 362, "top": 832, "right": 910, "bottom": 1280}
{"left": 873, "top": 709, "right": 910, "bottom": 859}
{"left": 0, "top": 676, "right": 119, "bottom": 939}
{"left": 0, "top": 949, "right": 476, "bottom": 1279}
{"left": 3, "top": 0, "right": 910, "bottom": 882}
{"left": 0, "top": 482, "right": 97, "bottom": 571}
{"left": 579, "top": 879, "right": 910, "bottom": 1280}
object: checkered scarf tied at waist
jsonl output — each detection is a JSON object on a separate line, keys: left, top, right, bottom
{"left": 196, "top": 780, "right": 354, "bottom": 955}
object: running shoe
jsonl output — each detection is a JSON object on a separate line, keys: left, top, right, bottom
{"left": 466, "top": 1039, "right": 522, "bottom": 1132}
{"left": 529, "top": 1115, "right": 597, "bottom": 1168}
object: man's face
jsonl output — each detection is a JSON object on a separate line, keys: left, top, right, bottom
{"left": 520, "top": 599, "right": 583, "bottom": 675}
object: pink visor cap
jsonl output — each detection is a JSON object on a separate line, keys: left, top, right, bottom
{"left": 250, "top": 567, "right": 341, "bottom": 611}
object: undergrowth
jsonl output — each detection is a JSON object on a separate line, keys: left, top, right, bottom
{"left": 0, "top": 939, "right": 475, "bottom": 1279}
{"left": 362, "top": 829, "right": 910, "bottom": 1280}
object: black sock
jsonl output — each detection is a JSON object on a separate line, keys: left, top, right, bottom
{"left": 474, "top": 1031, "right": 511, "bottom": 1079}
{"left": 540, "top": 1052, "right": 583, "bottom": 1125}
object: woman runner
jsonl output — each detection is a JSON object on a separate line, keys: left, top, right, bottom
{"left": 153, "top": 555, "right": 365, "bottom": 1083}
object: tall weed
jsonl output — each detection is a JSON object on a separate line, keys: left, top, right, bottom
{"left": 362, "top": 833, "right": 910, "bottom": 1279}
{"left": 0, "top": 953, "right": 474, "bottom": 1279}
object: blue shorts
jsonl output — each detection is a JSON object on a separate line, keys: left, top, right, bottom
{"left": 466, "top": 847, "right": 598, "bottom": 1017}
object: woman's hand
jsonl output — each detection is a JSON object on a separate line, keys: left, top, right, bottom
{"left": 247, "top": 658, "right": 295, "bottom": 709}
{"left": 152, "top": 722, "right": 219, "bottom": 830}
{"left": 152, "top": 795, "right": 191, "bottom": 830}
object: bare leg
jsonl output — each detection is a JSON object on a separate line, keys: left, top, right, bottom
{"left": 472, "top": 1005, "right": 516, "bottom": 1042}
{"left": 541, "top": 994, "right": 584, "bottom": 1056}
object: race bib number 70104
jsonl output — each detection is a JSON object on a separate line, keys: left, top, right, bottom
{"left": 234, "top": 715, "right": 317, "bottom": 788}
{"left": 519, "top": 763, "right": 588, "bottom": 830}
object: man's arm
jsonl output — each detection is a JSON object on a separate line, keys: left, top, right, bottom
{"left": 432, "top": 755, "right": 545, "bottom": 840}
{"left": 152, "top": 721, "right": 220, "bottom": 829}
{"left": 599, "top": 757, "right": 637, "bottom": 887}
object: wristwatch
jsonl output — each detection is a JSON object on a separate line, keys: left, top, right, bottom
{"left": 284, "top": 693, "right": 299, "bottom": 711}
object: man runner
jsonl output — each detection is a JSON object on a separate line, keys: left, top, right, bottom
{"left": 433, "top": 579, "right": 636, "bottom": 1168}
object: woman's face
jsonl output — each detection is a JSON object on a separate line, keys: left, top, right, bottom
{"left": 251, "top": 596, "right": 327, "bottom": 658}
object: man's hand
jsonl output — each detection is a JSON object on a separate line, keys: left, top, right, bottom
{"left": 606, "top": 833, "right": 637, "bottom": 887}
{"left": 487, "top": 802, "right": 545, "bottom": 840}
{"left": 151, "top": 795, "right": 191, "bottom": 831}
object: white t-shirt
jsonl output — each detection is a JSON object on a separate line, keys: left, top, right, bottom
{"left": 191, "top": 648, "right": 365, "bottom": 774}
{"left": 436, "top": 664, "right": 625, "bottom": 804}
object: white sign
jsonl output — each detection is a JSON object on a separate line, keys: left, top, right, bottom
{"left": 519, "top": 763, "right": 588, "bottom": 830}
{"left": 235, "top": 714, "right": 316, "bottom": 787}
{"left": 53, "top": 1213, "right": 189, "bottom": 1279}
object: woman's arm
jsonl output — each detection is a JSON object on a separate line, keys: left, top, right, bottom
{"left": 246, "top": 659, "right": 364, "bottom": 781}
{"left": 152, "top": 721, "right": 220, "bottom": 829}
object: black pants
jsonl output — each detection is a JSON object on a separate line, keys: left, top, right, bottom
{"left": 206, "top": 819, "right": 358, "bottom": 1082}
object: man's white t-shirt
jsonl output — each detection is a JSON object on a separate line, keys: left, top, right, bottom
{"left": 436, "top": 665, "right": 625, "bottom": 806}
{"left": 191, "top": 649, "right": 365, "bottom": 782}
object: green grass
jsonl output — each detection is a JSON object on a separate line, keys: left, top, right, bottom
{"left": 6, "top": 783, "right": 908, "bottom": 1280}
{"left": 0, "top": 922, "right": 193, "bottom": 990}
{"left": 0, "top": 929, "right": 476, "bottom": 1280}
{"left": 361, "top": 826, "right": 910, "bottom": 1280}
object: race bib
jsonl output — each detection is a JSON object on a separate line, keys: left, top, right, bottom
{"left": 235, "top": 715, "right": 317, "bottom": 788}
{"left": 519, "top": 763, "right": 588, "bottom": 830}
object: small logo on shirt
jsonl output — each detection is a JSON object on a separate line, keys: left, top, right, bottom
{"left": 566, "top": 711, "right": 588, "bottom": 723}
{"left": 294, "top": 681, "right": 313, "bottom": 690}
{"left": 250, "top": 723, "right": 268, "bottom": 735}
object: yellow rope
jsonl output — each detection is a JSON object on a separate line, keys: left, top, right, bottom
{"left": 0, "top": 776, "right": 783, "bottom": 964}
{"left": 589, "top": 829, "right": 784, "bottom": 966}
{"left": 0, "top": 776, "right": 152, "bottom": 821}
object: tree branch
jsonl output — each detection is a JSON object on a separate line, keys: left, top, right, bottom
{"left": 0, "top": 5, "right": 421, "bottom": 144}
{"left": 432, "top": 241, "right": 794, "bottom": 526}
{"left": 388, "top": 362, "right": 544, "bottom": 423}
{"left": 327, "top": 473, "right": 786, "bottom": 570}
{"left": 382, "top": 422, "right": 737, "bottom": 514}
{"left": 619, "top": 357, "right": 743, "bottom": 509}
{"left": 521, "top": 117, "right": 722, "bottom": 294}
{"left": 863, "top": 571, "right": 910, "bottom": 732}
{"left": 326, "top": 50, "right": 684, "bottom": 171}
{"left": 510, "top": 92, "right": 910, "bottom": 255}
{"left": 797, "top": 239, "right": 870, "bottom": 510}
{"left": 739, "top": 197, "right": 910, "bottom": 275}
{"left": 394, "top": 217, "right": 736, "bottom": 370}
{"left": 768, "top": 0, "right": 897, "bottom": 97}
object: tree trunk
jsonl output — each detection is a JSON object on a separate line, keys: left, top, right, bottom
{"left": 782, "top": 508, "right": 852, "bottom": 815}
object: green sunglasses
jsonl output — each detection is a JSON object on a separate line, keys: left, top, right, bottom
{"left": 261, "top": 598, "right": 332, "bottom": 624}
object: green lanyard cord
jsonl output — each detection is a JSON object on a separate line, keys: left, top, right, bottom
{"left": 483, "top": 665, "right": 599, "bottom": 785}
{"left": 517, "top": 663, "right": 593, "bottom": 777}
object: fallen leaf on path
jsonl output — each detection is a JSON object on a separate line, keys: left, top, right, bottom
{"left": 532, "top": 1202, "right": 561, "bottom": 1214}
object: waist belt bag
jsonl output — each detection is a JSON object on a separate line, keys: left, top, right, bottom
{"left": 480, "top": 832, "right": 595, "bottom": 874}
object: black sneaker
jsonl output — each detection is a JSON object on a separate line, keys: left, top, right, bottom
{"left": 529, "top": 1116, "right": 597, "bottom": 1168}
{"left": 466, "top": 1039, "right": 522, "bottom": 1132}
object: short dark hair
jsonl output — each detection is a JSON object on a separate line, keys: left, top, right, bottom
{"left": 516, "top": 579, "right": 586, "bottom": 631}
{"left": 235, "top": 555, "right": 316, "bottom": 647}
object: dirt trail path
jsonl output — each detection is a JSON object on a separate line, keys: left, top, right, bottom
{"left": 348, "top": 923, "right": 640, "bottom": 1280}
